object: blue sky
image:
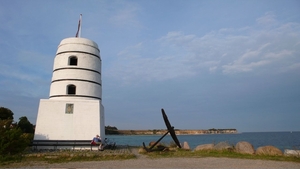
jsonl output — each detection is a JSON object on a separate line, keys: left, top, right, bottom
{"left": 0, "top": 0, "right": 299, "bottom": 132}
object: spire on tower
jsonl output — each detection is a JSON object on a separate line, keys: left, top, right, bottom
{"left": 75, "top": 14, "right": 82, "bottom": 38}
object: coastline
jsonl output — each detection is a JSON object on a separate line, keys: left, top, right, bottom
{"left": 106, "top": 128, "right": 238, "bottom": 135}
{"left": 104, "top": 132, "right": 300, "bottom": 152}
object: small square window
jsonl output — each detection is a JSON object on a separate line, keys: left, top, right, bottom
{"left": 65, "top": 104, "right": 74, "bottom": 114}
{"left": 69, "top": 56, "right": 78, "bottom": 66}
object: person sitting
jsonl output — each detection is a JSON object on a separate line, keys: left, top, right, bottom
{"left": 91, "top": 135, "right": 103, "bottom": 151}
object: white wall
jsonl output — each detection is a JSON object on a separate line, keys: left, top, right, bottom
{"left": 34, "top": 99, "right": 105, "bottom": 140}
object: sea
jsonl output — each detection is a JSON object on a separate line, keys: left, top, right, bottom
{"left": 105, "top": 132, "right": 300, "bottom": 151}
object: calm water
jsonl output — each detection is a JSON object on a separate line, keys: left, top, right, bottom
{"left": 106, "top": 132, "right": 300, "bottom": 151}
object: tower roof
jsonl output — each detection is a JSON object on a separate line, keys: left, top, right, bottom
{"left": 59, "top": 37, "right": 99, "bottom": 49}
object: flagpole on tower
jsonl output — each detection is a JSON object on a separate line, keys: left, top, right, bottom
{"left": 75, "top": 14, "right": 82, "bottom": 38}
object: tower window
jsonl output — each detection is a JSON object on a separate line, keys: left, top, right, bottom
{"left": 69, "top": 56, "right": 78, "bottom": 66}
{"left": 67, "top": 85, "right": 76, "bottom": 95}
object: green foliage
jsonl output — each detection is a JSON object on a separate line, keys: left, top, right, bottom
{"left": 105, "top": 125, "right": 119, "bottom": 134}
{"left": 0, "top": 107, "right": 34, "bottom": 160}
{"left": 145, "top": 148, "right": 300, "bottom": 162}
{"left": 17, "top": 116, "right": 34, "bottom": 133}
{"left": 1, "top": 149, "right": 136, "bottom": 167}
{"left": 40, "top": 153, "right": 135, "bottom": 163}
{"left": 0, "top": 107, "right": 14, "bottom": 120}
{"left": 105, "top": 125, "right": 118, "bottom": 130}
{"left": 0, "top": 120, "right": 30, "bottom": 156}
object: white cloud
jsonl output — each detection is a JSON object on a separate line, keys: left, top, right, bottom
{"left": 106, "top": 48, "right": 195, "bottom": 83}
{"left": 264, "top": 50, "right": 293, "bottom": 59}
{"left": 159, "top": 31, "right": 196, "bottom": 46}
{"left": 105, "top": 12, "right": 300, "bottom": 84}
{"left": 256, "top": 12, "right": 277, "bottom": 26}
{"left": 222, "top": 43, "right": 271, "bottom": 73}
{"left": 223, "top": 60, "right": 271, "bottom": 74}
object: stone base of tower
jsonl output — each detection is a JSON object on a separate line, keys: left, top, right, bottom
{"left": 34, "top": 99, "right": 105, "bottom": 141}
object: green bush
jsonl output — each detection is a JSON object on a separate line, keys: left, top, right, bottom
{"left": 0, "top": 107, "right": 35, "bottom": 164}
{"left": 0, "top": 120, "right": 30, "bottom": 156}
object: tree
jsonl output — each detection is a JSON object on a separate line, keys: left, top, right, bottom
{"left": 0, "top": 108, "right": 33, "bottom": 157}
{"left": 0, "top": 107, "right": 14, "bottom": 120}
{"left": 17, "top": 116, "right": 34, "bottom": 134}
{"left": 0, "top": 120, "right": 30, "bottom": 156}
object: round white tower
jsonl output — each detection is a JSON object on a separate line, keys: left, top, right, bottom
{"left": 49, "top": 37, "right": 102, "bottom": 100}
{"left": 34, "top": 37, "right": 105, "bottom": 142}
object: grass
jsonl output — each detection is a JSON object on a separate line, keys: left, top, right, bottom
{"left": 0, "top": 154, "right": 136, "bottom": 168}
{"left": 142, "top": 148, "right": 300, "bottom": 163}
{"left": 0, "top": 147, "right": 136, "bottom": 167}
{"left": 26, "top": 153, "right": 135, "bottom": 163}
{"left": 1, "top": 146, "right": 300, "bottom": 167}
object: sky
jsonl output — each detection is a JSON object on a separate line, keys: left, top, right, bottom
{"left": 0, "top": 0, "right": 299, "bottom": 132}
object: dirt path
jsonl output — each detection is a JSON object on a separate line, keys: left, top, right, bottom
{"left": 130, "top": 148, "right": 148, "bottom": 159}
{"left": 3, "top": 148, "right": 300, "bottom": 168}
{"left": 10, "top": 157, "right": 300, "bottom": 169}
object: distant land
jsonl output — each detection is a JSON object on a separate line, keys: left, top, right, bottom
{"left": 105, "top": 126, "right": 237, "bottom": 135}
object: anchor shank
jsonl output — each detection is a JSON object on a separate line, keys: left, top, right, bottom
{"left": 148, "top": 131, "right": 169, "bottom": 150}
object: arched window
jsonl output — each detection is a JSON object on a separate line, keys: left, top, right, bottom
{"left": 67, "top": 85, "right": 76, "bottom": 95}
{"left": 69, "top": 56, "right": 78, "bottom": 66}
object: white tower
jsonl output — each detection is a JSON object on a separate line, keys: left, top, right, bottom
{"left": 34, "top": 37, "right": 105, "bottom": 140}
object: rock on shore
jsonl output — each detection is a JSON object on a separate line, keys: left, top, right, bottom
{"left": 194, "top": 144, "right": 214, "bottom": 151}
{"left": 193, "top": 141, "right": 290, "bottom": 157}
{"left": 256, "top": 146, "right": 283, "bottom": 156}
{"left": 214, "top": 141, "right": 233, "bottom": 151}
{"left": 235, "top": 141, "right": 255, "bottom": 154}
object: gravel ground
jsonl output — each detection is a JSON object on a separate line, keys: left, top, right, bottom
{"left": 8, "top": 157, "right": 300, "bottom": 169}
{"left": 3, "top": 148, "right": 300, "bottom": 168}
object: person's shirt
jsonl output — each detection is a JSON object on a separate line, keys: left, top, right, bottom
{"left": 93, "top": 137, "right": 101, "bottom": 142}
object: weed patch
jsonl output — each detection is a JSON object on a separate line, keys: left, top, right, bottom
{"left": 143, "top": 148, "right": 300, "bottom": 163}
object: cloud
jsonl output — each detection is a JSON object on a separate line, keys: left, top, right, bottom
{"left": 222, "top": 43, "right": 272, "bottom": 73}
{"left": 106, "top": 51, "right": 195, "bottom": 83}
{"left": 222, "top": 22, "right": 299, "bottom": 74}
{"left": 256, "top": 12, "right": 277, "bottom": 26}
{"left": 159, "top": 31, "right": 196, "bottom": 46}
{"left": 104, "top": 12, "right": 300, "bottom": 84}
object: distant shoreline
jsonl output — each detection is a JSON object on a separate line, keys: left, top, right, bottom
{"left": 105, "top": 128, "right": 237, "bottom": 135}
